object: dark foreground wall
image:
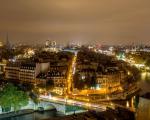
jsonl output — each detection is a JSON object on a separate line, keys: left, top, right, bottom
{"left": 43, "top": 107, "right": 135, "bottom": 120}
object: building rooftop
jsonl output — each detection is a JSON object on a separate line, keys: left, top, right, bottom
{"left": 20, "top": 62, "right": 36, "bottom": 68}
{"left": 6, "top": 62, "right": 21, "bottom": 67}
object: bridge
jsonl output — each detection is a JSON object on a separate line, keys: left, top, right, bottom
{"left": 20, "top": 99, "right": 87, "bottom": 115}
{"left": 39, "top": 95, "right": 106, "bottom": 112}
{"left": 39, "top": 95, "right": 136, "bottom": 113}
{"left": 20, "top": 100, "right": 66, "bottom": 114}
{"left": 37, "top": 101, "right": 67, "bottom": 114}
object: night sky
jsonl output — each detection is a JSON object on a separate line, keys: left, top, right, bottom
{"left": 0, "top": 0, "right": 150, "bottom": 45}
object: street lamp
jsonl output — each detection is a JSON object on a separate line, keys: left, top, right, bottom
{"left": 87, "top": 94, "right": 90, "bottom": 102}
{"left": 62, "top": 84, "right": 65, "bottom": 95}
{"left": 65, "top": 95, "right": 68, "bottom": 104}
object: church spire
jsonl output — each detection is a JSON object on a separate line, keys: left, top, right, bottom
{"left": 6, "top": 32, "right": 11, "bottom": 49}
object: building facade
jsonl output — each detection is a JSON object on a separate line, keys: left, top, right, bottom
{"left": 5, "top": 62, "right": 49, "bottom": 84}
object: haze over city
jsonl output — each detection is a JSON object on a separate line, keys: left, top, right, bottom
{"left": 0, "top": 0, "right": 150, "bottom": 45}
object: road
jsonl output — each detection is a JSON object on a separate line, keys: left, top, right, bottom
{"left": 40, "top": 95, "right": 106, "bottom": 112}
{"left": 66, "top": 52, "right": 77, "bottom": 94}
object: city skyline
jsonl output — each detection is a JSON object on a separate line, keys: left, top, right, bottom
{"left": 0, "top": 0, "right": 150, "bottom": 45}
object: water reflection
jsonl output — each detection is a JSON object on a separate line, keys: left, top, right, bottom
{"left": 141, "top": 72, "right": 150, "bottom": 81}
{"left": 136, "top": 97, "right": 150, "bottom": 120}
{"left": 124, "top": 95, "right": 139, "bottom": 110}
{"left": 139, "top": 72, "right": 150, "bottom": 94}
{"left": 136, "top": 72, "right": 150, "bottom": 120}
{"left": 126, "top": 72, "right": 150, "bottom": 120}
{"left": 0, "top": 110, "right": 64, "bottom": 120}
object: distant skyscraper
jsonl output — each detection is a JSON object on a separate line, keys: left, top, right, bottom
{"left": 5, "top": 33, "right": 11, "bottom": 49}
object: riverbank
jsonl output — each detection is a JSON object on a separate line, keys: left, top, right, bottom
{"left": 89, "top": 85, "right": 141, "bottom": 102}
{"left": 0, "top": 109, "right": 34, "bottom": 119}
{"left": 0, "top": 108, "right": 56, "bottom": 119}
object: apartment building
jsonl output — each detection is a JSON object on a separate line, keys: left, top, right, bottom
{"left": 5, "top": 61, "right": 50, "bottom": 84}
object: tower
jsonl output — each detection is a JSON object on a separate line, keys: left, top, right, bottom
{"left": 6, "top": 33, "right": 11, "bottom": 49}
{"left": 45, "top": 40, "right": 50, "bottom": 47}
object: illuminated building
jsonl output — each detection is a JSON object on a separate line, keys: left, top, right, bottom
{"left": 45, "top": 40, "right": 50, "bottom": 47}
{"left": 19, "top": 62, "right": 41, "bottom": 83}
{"left": 44, "top": 40, "right": 58, "bottom": 52}
{"left": 73, "top": 67, "right": 124, "bottom": 95}
{"left": 5, "top": 62, "right": 20, "bottom": 80}
{"left": 0, "top": 59, "right": 7, "bottom": 75}
{"left": 47, "top": 62, "right": 68, "bottom": 94}
{"left": 5, "top": 61, "right": 50, "bottom": 84}
{"left": 96, "top": 70, "right": 124, "bottom": 93}
{"left": 73, "top": 49, "right": 127, "bottom": 95}
{"left": 23, "top": 48, "right": 35, "bottom": 58}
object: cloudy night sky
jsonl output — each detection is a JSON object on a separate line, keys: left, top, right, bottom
{"left": 0, "top": 0, "right": 150, "bottom": 45}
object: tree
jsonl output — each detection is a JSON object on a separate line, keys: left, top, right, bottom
{"left": 0, "top": 83, "right": 29, "bottom": 112}
{"left": 73, "top": 72, "right": 85, "bottom": 90}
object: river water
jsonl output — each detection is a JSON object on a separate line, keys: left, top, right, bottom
{"left": 136, "top": 72, "right": 150, "bottom": 120}
{"left": 0, "top": 110, "right": 64, "bottom": 120}
{"left": 138, "top": 72, "right": 150, "bottom": 94}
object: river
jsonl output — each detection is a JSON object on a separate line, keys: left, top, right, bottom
{"left": 138, "top": 72, "right": 150, "bottom": 94}
{"left": 136, "top": 72, "right": 150, "bottom": 120}
{"left": 0, "top": 110, "right": 64, "bottom": 120}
